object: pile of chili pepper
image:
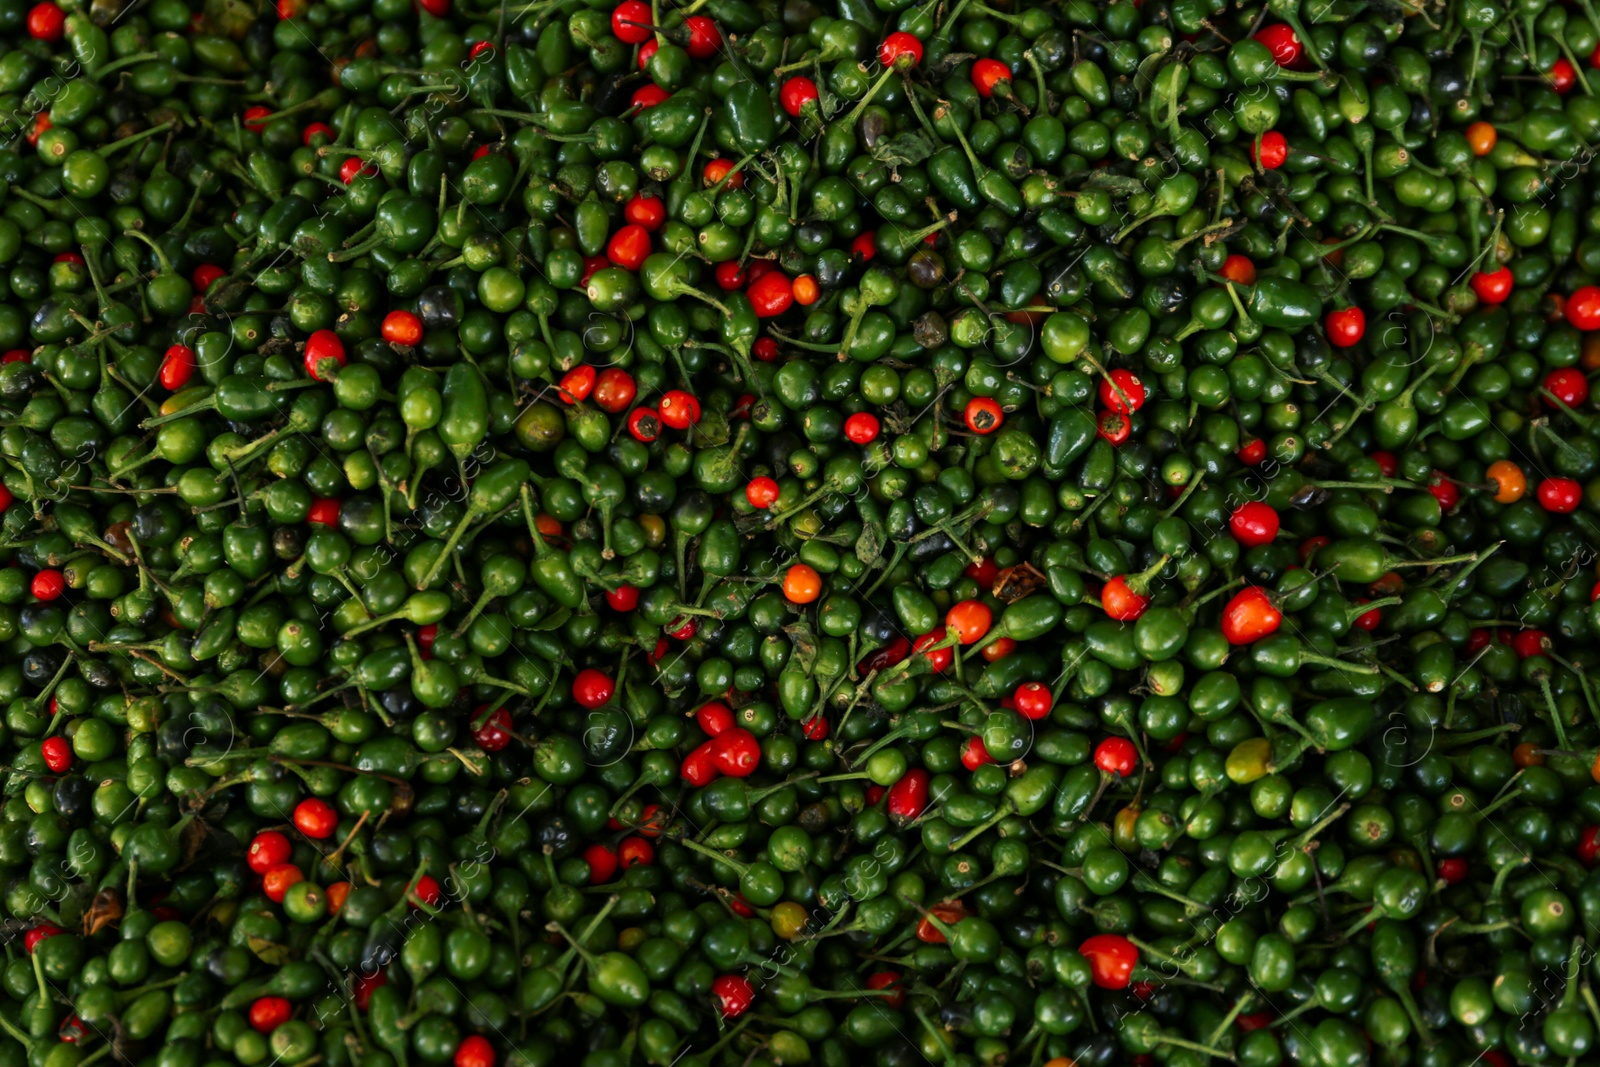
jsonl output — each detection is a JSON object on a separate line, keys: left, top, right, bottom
{"left": 7, "top": 0, "right": 1600, "bottom": 1063}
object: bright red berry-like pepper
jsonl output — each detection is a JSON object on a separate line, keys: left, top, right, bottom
{"left": 1098, "top": 369, "right": 1146, "bottom": 414}
{"left": 886, "top": 768, "right": 930, "bottom": 821}
{"left": 1511, "top": 629, "right": 1549, "bottom": 659}
{"left": 159, "top": 345, "right": 195, "bottom": 390}
{"left": 1079, "top": 934, "right": 1139, "bottom": 989}
{"left": 1094, "top": 737, "right": 1137, "bottom": 777}
{"left": 409, "top": 875, "right": 442, "bottom": 908}
{"left": 1251, "top": 130, "right": 1288, "bottom": 169}
{"left": 712, "top": 728, "right": 761, "bottom": 777}
{"left": 27, "top": 2, "right": 64, "bottom": 40}
{"left": 307, "top": 498, "right": 341, "bottom": 526}
{"left": 878, "top": 32, "right": 923, "bottom": 68}
{"left": 249, "top": 996, "right": 292, "bottom": 1033}
{"left": 627, "top": 407, "right": 660, "bottom": 442}
{"left": 248, "top": 831, "right": 291, "bottom": 874}
{"left": 293, "top": 798, "right": 338, "bottom": 839}
{"left": 381, "top": 310, "right": 423, "bottom": 345}
{"left": 963, "top": 396, "right": 1003, "bottom": 434}
{"left": 618, "top": 836, "right": 654, "bottom": 868}
{"left": 659, "top": 390, "right": 700, "bottom": 428}
{"left": 1254, "top": 23, "right": 1302, "bottom": 66}
{"left": 1579, "top": 826, "right": 1600, "bottom": 867}
{"left": 696, "top": 702, "right": 734, "bottom": 737}
{"left": 31, "top": 569, "right": 65, "bottom": 601}
{"left": 472, "top": 707, "right": 513, "bottom": 751}
{"left": 1543, "top": 367, "right": 1591, "bottom": 409}
{"left": 1101, "top": 575, "right": 1150, "bottom": 622}
{"left": 960, "top": 735, "right": 994, "bottom": 770}
{"left": 945, "top": 599, "right": 992, "bottom": 644}
{"left": 970, "top": 58, "right": 1011, "bottom": 97}
{"left": 1470, "top": 267, "right": 1513, "bottom": 305}
{"left": 683, "top": 16, "right": 721, "bottom": 58}
{"left": 681, "top": 739, "right": 720, "bottom": 786}
{"left": 1220, "top": 586, "right": 1283, "bottom": 644}
{"left": 712, "top": 974, "right": 754, "bottom": 1018}
{"left": 610, "top": 0, "right": 651, "bottom": 42}
{"left": 1567, "top": 286, "right": 1600, "bottom": 330}
{"left": 1097, "top": 410, "right": 1131, "bottom": 446}
{"left": 844, "top": 412, "right": 880, "bottom": 443}
{"left": 1013, "top": 681, "right": 1052, "bottom": 720}
{"left": 572, "top": 669, "right": 615, "bottom": 708}
{"left": 606, "top": 224, "right": 652, "bottom": 270}
{"left": 41, "top": 736, "right": 70, "bottom": 773}
{"left": 748, "top": 271, "right": 794, "bottom": 317}
{"left": 303, "top": 330, "right": 346, "bottom": 380}
{"left": 745, "top": 476, "right": 780, "bottom": 509}
{"left": 454, "top": 1036, "right": 494, "bottom": 1067}
{"left": 1229, "top": 501, "right": 1280, "bottom": 547}
{"left": 1325, "top": 306, "right": 1365, "bottom": 347}
{"left": 780, "top": 76, "right": 820, "bottom": 117}
{"left": 584, "top": 843, "right": 619, "bottom": 884}
{"left": 262, "top": 863, "right": 304, "bottom": 903}
{"left": 630, "top": 84, "right": 670, "bottom": 110}
{"left": 559, "top": 365, "right": 596, "bottom": 404}
{"left": 624, "top": 194, "right": 666, "bottom": 231}
{"left": 1537, "top": 477, "right": 1582, "bottom": 513}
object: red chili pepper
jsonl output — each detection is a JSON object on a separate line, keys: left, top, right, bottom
{"left": 624, "top": 194, "right": 666, "bottom": 231}
{"left": 1078, "top": 934, "right": 1139, "bottom": 989}
{"left": 712, "top": 974, "right": 754, "bottom": 1018}
{"left": 41, "top": 736, "right": 70, "bottom": 772}
{"left": 248, "top": 996, "right": 292, "bottom": 1033}
{"left": 606, "top": 224, "right": 652, "bottom": 270}
{"left": 970, "top": 58, "right": 1011, "bottom": 97}
{"left": 583, "top": 843, "right": 619, "bottom": 884}
{"left": 1537, "top": 476, "right": 1582, "bottom": 513}
{"left": 31, "top": 569, "right": 65, "bottom": 601}
{"left": 780, "top": 76, "right": 820, "bottom": 117}
{"left": 712, "top": 728, "right": 760, "bottom": 777}
{"left": 960, "top": 735, "right": 994, "bottom": 770}
{"left": 748, "top": 271, "right": 794, "bottom": 317}
{"left": 472, "top": 707, "right": 513, "bottom": 752}
{"left": 618, "top": 836, "right": 654, "bottom": 868}
{"left": 159, "top": 344, "right": 196, "bottom": 390}
{"left": 247, "top": 831, "right": 291, "bottom": 874}
{"left": 885, "top": 769, "right": 930, "bottom": 821}
{"left": 307, "top": 497, "right": 341, "bottom": 526}
{"left": 572, "top": 669, "right": 614, "bottom": 708}
{"left": 1013, "top": 682, "right": 1052, "bottom": 720}
{"left": 559, "top": 364, "right": 597, "bottom": 404}
{"left": 292, "top": 798, "right": 338, "bottom": 839}
{"left": 1470, "top": 267, "right": 1513, "bottom": 305}
{"left": 1543, "top": 367, "right": 1590, "bottom": 409}
{"left": 592, "top": 368, "right": 636, "bottom": 413}
{"left": 878, "top": 31, "right": 923, "bottom": 68}
{"left": 1228, "top": 501, "right": 1279, "bottom": 547}
{"left": 610, "top": 0, "right": 651, "bottom": 42}
{"left": 27, "top": 2, "right": 64, "bottom": 40}
{"left": 696, "top": 702, "right": 734, "bottom": 737}
{"left": 681, "top": 740, "right": 720, "bottom": 786}
{"left": 1220, "top": 586, "right": 1282, "bottom": 644}
{"left": 454, "top": 1035, "right": 494, "bottom": 1067}
{"left": 1251, "top": 130, "right": 1288, "bottom": 169}
{"left": 1579, "top": 826, "right": 1600, "bottom": 867}
{"left": 1093, "top": 737, "right": 1137, "bottom": 777}
{"left": 912, "top": 628, "right": 952, "bottom": 672}
{"left": 1253, "top": 23, "right": 1302, "bottom": 66}
{"left": 303, "top": 329, "right": 346, "bottom": 380}
{"left": 1325, "top": 306, "right": 1366, "bottom": 347}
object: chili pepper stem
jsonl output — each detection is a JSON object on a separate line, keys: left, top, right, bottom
{"left": 946, "top": 801, "right": 1016, "bottom": 853}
